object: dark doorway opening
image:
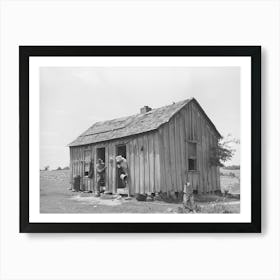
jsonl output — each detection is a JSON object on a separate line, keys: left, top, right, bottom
{"left": 96, "top": 147, "right": 106, "bottom": 189}
{"left": 96, "top": 147, "right": 105, "bottom": 163}
{"left": 116, "top": 145, "right": 126, "bottom": 159}
{"left": 116, "top": 144, "right": 127, "bottom": 188}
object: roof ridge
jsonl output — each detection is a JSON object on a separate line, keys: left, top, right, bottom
{"left": 68, "top": 98, "right": 208, "bottom": 147}
{"left": 79, "top": 99, "right": 190, "bottom": 137}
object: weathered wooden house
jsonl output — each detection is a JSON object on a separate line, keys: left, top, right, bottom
{"left": 68, "top": 98, "right": 221, "bottom": 195}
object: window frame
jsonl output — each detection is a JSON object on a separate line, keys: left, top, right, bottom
{"left": 83, "top": 149, "right": 92, "bottom": 177}
{"left": 187, "top": 141, "right": 198, "bottom": 172}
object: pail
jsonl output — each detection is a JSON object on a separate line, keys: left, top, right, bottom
{"left": 120, "top": 174, "right": 127, "bottom": 181}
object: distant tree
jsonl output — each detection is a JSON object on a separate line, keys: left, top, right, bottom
{"left": 62, "top": 166, "right": 70, "bottom": 170}
{"left": 56, "top": 166, "right": 62, "bottom": 170}
{"left": 44, "top": 165, "right": 50, "bottom": 171}
{"left": 210, "top": 135, "right": 240, "bottom": 167}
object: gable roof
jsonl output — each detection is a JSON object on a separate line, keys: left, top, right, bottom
{"left": 68, "top": 98, "right": 221, "bottom": 147}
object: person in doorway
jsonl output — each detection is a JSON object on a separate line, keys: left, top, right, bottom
{"left": 116, "top": 155, "right": 130, "bottom": 198}
{"left": 95, "top": 158, "right": 106, "bottom": 197}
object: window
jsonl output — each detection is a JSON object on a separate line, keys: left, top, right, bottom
{"left": 188, "top": 142, "right": 197, "bottom": 171}
{"left": 84, "top": 150, "right": 91, "bottom": 176}
{"left": 188, "top": 158, "right": 196, "bottom": 171}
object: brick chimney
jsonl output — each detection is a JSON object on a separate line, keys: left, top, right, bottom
{"left": 140, "top": 105, "right": 152, "bottom": 114}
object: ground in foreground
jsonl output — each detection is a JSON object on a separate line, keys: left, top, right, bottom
{"left": 40, "top": 170, "right": 240, "bottom": 214}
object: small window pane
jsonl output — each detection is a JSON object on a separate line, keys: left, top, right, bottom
{"left": 188, "top": 142, "right": 197, "bottom": 158}
{"left": 188, "top": 159, "right": 197, "bottom": 171}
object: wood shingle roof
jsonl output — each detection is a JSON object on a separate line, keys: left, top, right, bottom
{"left": 68, "top": 98, "right": 221, "bottom": 147}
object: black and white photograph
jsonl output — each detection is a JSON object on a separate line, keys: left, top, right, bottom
{"left": 40, "top": 66, "right": 241, "bottom": 215}
{"left": 19, "top": 46, "right": 260, "bottom": 232}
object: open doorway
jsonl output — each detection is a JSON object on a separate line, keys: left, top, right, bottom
{"left": 96, "top": 147, "right": 105, "bottom": 163}
{"left": 96, "top": 147, "right": 106, "bottom": 189}
{"left": 116, "top": 145, "right": 126, "bottom": 159}
{"left": 116, "top": 144, "right": 127, "bottom": 189}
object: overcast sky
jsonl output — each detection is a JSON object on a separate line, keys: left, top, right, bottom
{"left": 40, "top": 67, "right": 240, "bottom": 169}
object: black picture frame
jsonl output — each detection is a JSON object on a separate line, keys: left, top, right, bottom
{"left": 20, "top": 46, "right": 261, "bottom": 233}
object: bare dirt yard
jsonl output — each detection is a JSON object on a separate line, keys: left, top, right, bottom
{"left": 40, "top": 170, "right": 240, "bottom": 214}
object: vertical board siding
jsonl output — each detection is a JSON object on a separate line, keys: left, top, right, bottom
{"left": 148, "top": 133, "right": 155, "bottom": 193}
{"left": 112, "top": 143, "right": 116, "bottom": 193}
{"left": 183, "top": 108, "right": 189, "bottom": 174}
{"left": 202, "top": 119, "right": 207, "bottom": 193}
{"left": 169, "top": 119, "right": 177, "bottom": 191}
{"left": 207, "top": 127, "right": 211, "bottom": 192}
{"left": 93, "top": 146, "right": 97, "bottom": 190}
{"left": 158, "top": 128, "right": 167, "bottom": 193}
{"left": 207, "top": 130, "right": 211, "bottom": 192}
{"left": 90, "top": 145, "right": 94, "bottom": 191}
{"left": 75, "top": 148, "right": 78, "bottom": 177}
{"left": 79, "top": 147, "right": 82, "bottom": 182}
{"left": 198, "top": 113, "right": 204, "bottom": 194}
{"left": 69, "top": 148, "right": 73, "bottom": 184}
{"left": 126, "top": 142, "right": 131, "bottom": 195}
{"left": 205, "top": 126, "right": 210, "bottom": 192}
{"left": 164, "top": 124, "right": 172, "bottom": 191}
{"left": 212, "top": 134, "right": 218, "bottom": 191}
{"left": 184, "top": 107, "right": 190, "bottom": 185}
{"left": 108, "top": 143, "right": 113, "bottom": 192}
{"left": 154, "top": 132, "right": 161, "bottom": 193}
{"left": 134, "top": 138, "right": 140, "bottom": 194}
{"left": 105, "top": 144, "right": 109, "bottom": 191}
{"left": 210, "top": 133, "right": 214, "bottom": 191}
{"left": 144, "top": 135, "right": 149, "bottom": 193}
{"left": 188, "top": 104, "right": 192, "bottom": 140}
{"left": 209, "top": 134, "right": 214, "bottom": 192}
{"left": 72, "top": 148, "right": 75, "bottom": 178}
{"left": 179, "top": 112, "right": 186, "bottom": 186}
{"left": 190, "top": 104, "right": 193, "bottom": 139}
{"left": 139, "top": 136, "right": 144, "bottom": 194}
{"left": 174, "top": 115, "right": 182, "bottom": 191}
{"left": 129, "top": 140, "right": 135, "bottom": 195}
{"left": 192, "top": 104, "right": 197, "bottom": 140}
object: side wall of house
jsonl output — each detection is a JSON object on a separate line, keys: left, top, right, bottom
{"left": 70, "top": 145, "right": 96, "bottom": 192}
{"left": 158, "top": 101, "right": 220, "bottom": 194}
{"left": 69, "top": 130, "right": 161, "bottom": 195}
{"left": 126, "top": 131, "right": 161, "bottom": 195}
{"left": 70, "top": 142, "right": 112, "bottom": 192}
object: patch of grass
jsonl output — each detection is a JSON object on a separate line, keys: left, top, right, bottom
{"left": 199, "top": 203, "right": 240, "bottom": 214}
{"left": 40, "top": 170, "right": 240, "bottom": 214}
{"left": 194, "top": 194, "right": 239, "bottom": 203}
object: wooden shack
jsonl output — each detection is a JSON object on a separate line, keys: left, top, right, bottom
{"left": 68, "top": 98, "right": 222, "bottom": 195}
